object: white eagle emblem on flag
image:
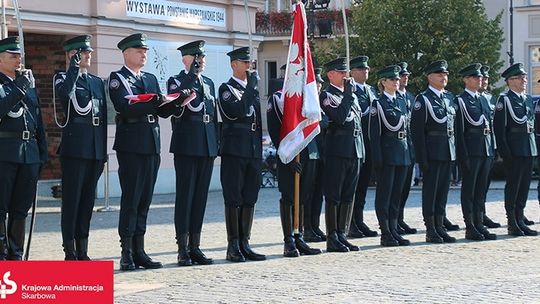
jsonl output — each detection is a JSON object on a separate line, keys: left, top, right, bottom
{"left": 283, "top": 43, "right": 304, "bottom": 98}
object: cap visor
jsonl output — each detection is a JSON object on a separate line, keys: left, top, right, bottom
{"left": 5, "top": 49, "right": 21, "bottom": 54}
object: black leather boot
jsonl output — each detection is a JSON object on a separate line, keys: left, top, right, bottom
{"left": 475, "top": 212, "right": 496, "bottom": 240}
{"left": 189, "top": 233, "right": 213, "bottom": 265}
{"left": 325, "top": 201, "right": 348, "bottom": 252}
{"left": 225, "top": 206, "right": 245, "bottom": 262}
{"left": 424, "top": 216, "right": 443, "bottom": 243}
{"left": 395, "top": 222, "right": 406, "bottom": 235}
{"left": 523, "top": 215, "right": 535, "bottom": 226}
{"left": 354, "top": 205, "right": 378, "bottom": 237}
{"left": 0, "top": 221, "right": 6, "bottom": 260}
{"left": 507, "top": 209, "right": 525, "bottom": 237}
{"left": 436, "top": 216, "right": 456, "bottom": 243}
{"left": 239, "top": 207, "right": 266, "bottom": 261}
{"left": 75, "top": 238, "right": 91, "bottom": 260}
{"left": 348, "top": 203, "right": 365, "bottom": 238}
{"left": 516, "top": 209, "right": 538, "bottom": 236}
{"left": 358, "top": 221, "right": 378, "bottom": 237}
{"left": 311, "top": 191, "right": 326, "bottom": 242}
{"left": 464, "top": 214, "right": 484, "bottom": 241}
{"left": 380, "top": 220, "right": 399, "bottom": 247}
{"left": 133, "top": 235, "right": 163, "bottom": 269}
{"left": 302, "top": 198, "right": 322, "bottom": 242}
{"left": 390, "top": 219, "right": 410, "bottom": 246}
{"left": 443, "top": 216, "right": 460, "bottom": 231}
{"left": 303, "top": 228, "right": 323, "bottom": 242}
{"left": 337, "top": 203, "right": 359, "bottom": 251}
{"left": 398, "top": 219, "right": 417, "bottom": 235}
{"left": 7, "top": 218, "right": 25, "bottom": 260}
{"left": 294, "top": 234, "right": 322, "bottom": 255}
{"left": 347, "top": 217, "right": 365, "bottom": 238}
{"left": 294, "top": 204, "right": 321, "bottom": 255}
{"left": 283, "top": 236, "right": 299, "bottom": 257}
{"left": 483, "top": 214, "right": 501, "bottom": 228}
{"left": 119, "top": 237, "right": 135, "bottom": 271}
{"left": 280, "top": 202, "right": 299, "bottom": 257}
{"left": 312, "top": 226, "right": 326, "bottom": 242}
{"left": 177, "top": 233, "right": 192, "bottom": 266}
{"left": 63, "top": 240, "right": 78, "bottom": 260}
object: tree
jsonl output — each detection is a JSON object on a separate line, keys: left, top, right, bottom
{"left": 315, "top": 0, "right": 504, "bottom": 94}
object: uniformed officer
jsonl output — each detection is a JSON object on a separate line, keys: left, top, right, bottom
{"left": 0, "top": 36, "right": 47, "bottom": 260}
{"left": 370, "top": 65, "right": 413, "bottom": 246}
{"left": 479, "top": 65, "right": 503, "bottom": 229}
{"left": 266, "top": 84, "right": 322, "bottom": 257}
{"left": 320, "top": 57, "right": 364, "bottom": 252}
{"left": 396, "top": 61, "right": 418, "bottom": 235}
{"left": 493, "top": 63, "right": 538, "bottom": 236}
{"left": 454, "top": 63, "right": 496, "bottom": 241}
{"left": 160, "top": 40, "right": 218, "bottom": 266}
{"left": 303, "top": 68, "right": 328, "bottom": 242}
{"left": 54, "top": 35, "right": 107, "bottom": 260}
{"left": 410, "top": 60, "right": 457, "bottom": 243}
{"left": 348, "top": 55, "right": 378, "bottom": 238}
{"left": 218, "top": 47, "right": 266, "bottom": 262}
{"left": 108, "top": 33, "right": 165, "bottom": 270}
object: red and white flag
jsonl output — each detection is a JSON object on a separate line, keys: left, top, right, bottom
{"left": 278, "top": 1, "right": 321, "bottom": 164}
{"left": 125, "top": 92, "right": 196, "bottom": 107}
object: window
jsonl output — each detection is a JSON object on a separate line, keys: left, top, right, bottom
{"left": 267, "top": 61, "right": 281, "bottom": 95}
{"left": 266, "top": 0, "right": 291, "bottom": 12}
{"left": 531, "top": 46, "right": 540, "bottom": 95}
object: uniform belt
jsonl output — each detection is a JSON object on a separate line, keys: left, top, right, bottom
{"left": 466, "top": 128, "right": 491, "bottom": 135}
{"left": 222, "top": 122, "right": 257, "bottom": 131}
{"left": 173, "top": 115, "right": 213, "bottom": 124}
{"left": 0, "top": 130, "right": 36, "bottom": 140}
{"left": 383, "top": 130, "right": 407, "bottom": 139}
{"left": 427, "top": 130, "right": 454, "bottom": 137}
{"left": 328, "top": 128, "right": 362, "bottom": 137}
{"left": 116, "top": 114, "right": 157, "bottom": 124}
{"left": 72, "top": 116, "right": 101, "bottom": 126}
{"left": 509, "top": 127, "right": 534, "bottom": 134}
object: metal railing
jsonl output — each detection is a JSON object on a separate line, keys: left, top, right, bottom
{"left": 256, "top": 10, "right": 349, "bottom": 37}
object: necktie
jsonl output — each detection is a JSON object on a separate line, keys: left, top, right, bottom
{"left": 80, "top": 73, "right": 87, "bottom": 81}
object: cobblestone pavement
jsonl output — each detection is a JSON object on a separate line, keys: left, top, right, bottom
{"left": 30, "top": 183, "right": 540, "bottom": 303}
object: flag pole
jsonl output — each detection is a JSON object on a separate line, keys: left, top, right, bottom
{"left": 340, "top": 0, "right": 354, "bottom": 235}
{"left": 293, "top": 154, "right": 300, "bottom": 234}
{"left": 341, "top": 0, "right": 350, "bottom": 72}
{"left": 243, "top": 0, "right": 254, "bottom": 63}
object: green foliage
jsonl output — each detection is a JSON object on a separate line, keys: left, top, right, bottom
{"left": 314, "top": 0, "right": 505, "bottom": 94}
